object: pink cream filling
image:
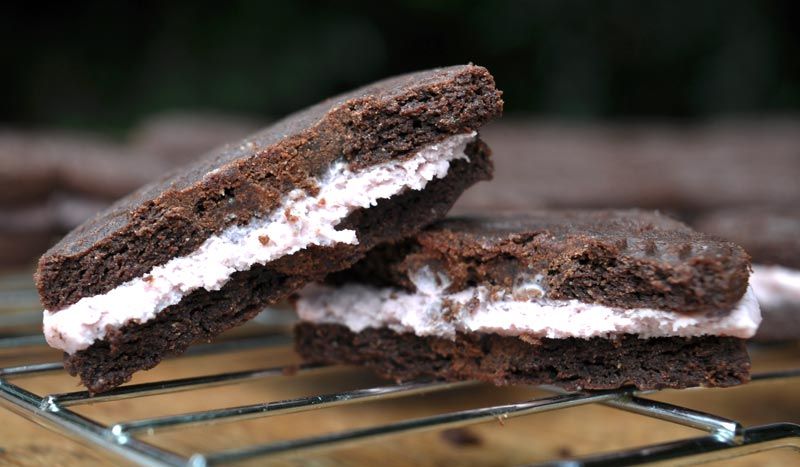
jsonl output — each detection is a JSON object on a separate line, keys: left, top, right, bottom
{"left": 296, "top": 267, "right": 762, "bottom": 340}
{"left": 43, "top": 133, "right": 478, "bottom": 354}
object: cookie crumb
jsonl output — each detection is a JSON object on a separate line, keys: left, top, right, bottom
{"left": 518, "top": 334, "right": 542, "bottom": 346}
{"left": 282, "top": 364, "right": 300, "bottom": 376}
{"left": 557, "top": 446, "right": 574, "bottom": 458}
{"left": 258, "top": 235, "right": 270, "bottom": 246}
{"left": 441, "top": 299, "right": 462, "bottom": 322}
{"left": 440, "top": 427, "right": 482, "bottom": 447}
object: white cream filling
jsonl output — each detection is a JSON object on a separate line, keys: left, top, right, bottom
{"left": 296, "top": 267, "right": 762, "bottom": 340}
{"left": 750, "top": 264, "right": 800, "bottom": 308}
{"left": 44, "top": 132, "right": 477, "bottom": 354}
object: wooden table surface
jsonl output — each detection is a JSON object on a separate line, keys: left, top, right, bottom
{"left": 1, "top": 322, "right": 799, "bottom": 467}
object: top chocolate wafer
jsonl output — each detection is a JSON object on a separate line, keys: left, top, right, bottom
{"left": 37, "top": 64, "right": 503, "bottom": 312}
{"left": 330, "top": 209, "right": 751, "bottom": 314}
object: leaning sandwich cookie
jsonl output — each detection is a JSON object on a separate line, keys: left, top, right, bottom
{"left": 37, "top": 64, "right": 503, "bottom": 393}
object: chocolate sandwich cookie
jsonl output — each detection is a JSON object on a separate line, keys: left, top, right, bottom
{"left": 1, "top": 196, "right": 110, "bottom": 234}
{"left": 0, "top": 131, "right": 168, "bottom": 205}
{"left": 0, "top": 131, "right": 59, "bottom": 206}
{"left": 1, "top": 131, "right": 169, "bottom": 267}
{"left": 695, "top": 207, "right": 800, "bottom": 341}
{"left": 0, "top": 232, "right": 56, "bottom": 269}
{"left": 295, "top": 210, "right": 760, "bottom": 390}
{"left": 454, "top": 121, "right": 800, "bottom": 215}
{"left": 38, "top": 64, "right": 503, "bottom": 393}
{"left": 0, "top": 202, "right": 61, "bottom": 268}
{"left": 0, "top": 196, "right": 110, "bottom": 268}
{"left": 129, "top": 112, "right": 263, "bottom": 165}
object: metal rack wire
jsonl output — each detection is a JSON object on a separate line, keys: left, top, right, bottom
{"left": 1, "top": 278, "right": 800, "bottom": 466}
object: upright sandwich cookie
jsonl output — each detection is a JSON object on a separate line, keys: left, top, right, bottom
{"left": 38, "top": 64, "right": 503, "bottom": 393}
{"left": 295, "top": 210, "right": 760, "bottom": 390}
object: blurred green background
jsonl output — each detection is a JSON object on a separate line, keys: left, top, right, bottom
{"left": 3, "top": 0, "right": 799, "bottom": 131}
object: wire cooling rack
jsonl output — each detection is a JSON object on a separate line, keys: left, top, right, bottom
{"left": 1, "top": 276, "right": 799, "bottom": 466}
